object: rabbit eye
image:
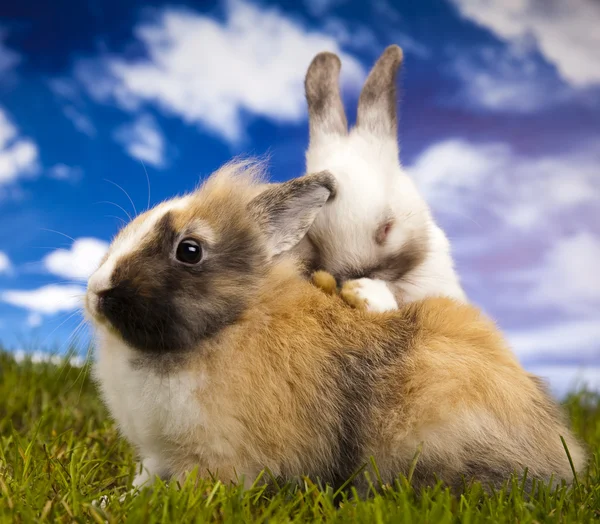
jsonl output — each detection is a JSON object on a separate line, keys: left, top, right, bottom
{"left": 176, "top": 238, "right": 203, "bottom": 265}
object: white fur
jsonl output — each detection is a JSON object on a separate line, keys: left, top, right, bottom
{"left": 395, "top": 223, "right": 466, "bottom": 304}
{"left": 87, "top": 197, "right": 191, "bottom": 296}
{"left": 348, "top": 278, "right": 398, "bottom": 312}
{"left": 93, "top": 328, "right": 204, "bottom": 470}
{"left": 305, "top": 127, "right": 466, "bottom": 305}
{"left": 91, "top": 326, "right": 256, "bottom": 489}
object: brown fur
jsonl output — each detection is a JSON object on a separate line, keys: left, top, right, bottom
{"left": 357, "top": 45, "right": 403, "bottom": 137}
{"left": 335, "top": 233, "right": 429, "bottom": 284}
{"left": 163, "top": 259, "right": 585, "bottom": 490}
{"left": 305, "top": 52, "right": 348, "bottom": 140}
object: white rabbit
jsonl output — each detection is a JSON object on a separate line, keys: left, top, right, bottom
{"left": 301, "top": 46, "right": 466, "bottom": 312}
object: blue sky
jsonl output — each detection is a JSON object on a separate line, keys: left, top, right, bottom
{"left": 0, "top": 0, "right": 599, "bottom": 396}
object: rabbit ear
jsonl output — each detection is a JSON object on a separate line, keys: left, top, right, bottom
{"left": 357, "top": 45, "right": 403, "bottom": 138}
{"left": 249, "top": 171, "right": 336, "bottom": 257}
{"left": 305, "top": 52, "right": 348, "bottom": 141}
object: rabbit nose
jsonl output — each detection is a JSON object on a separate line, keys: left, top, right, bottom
{"left": 96, "top": 282, "right": 136, "bottom": 321}
{"left": 98, "top": 284, "right": 131, "bottom": 312}
{"left": 90, "top": 287, "right": 113, "bottom": 318}
{"left": 97, "top": 285, "right": 126, "bottom": 308}
{"left": 96, "top": 287, "right": 113, "bottom": 306}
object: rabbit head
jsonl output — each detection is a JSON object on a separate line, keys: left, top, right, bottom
{"left": 304, "top": 46, "right": 433, "bottom": 282}
{"left": 85, "top": 162, "right": 335, "bottom": 354}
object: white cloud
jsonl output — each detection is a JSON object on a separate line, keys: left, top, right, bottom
{"left": 0, "top": 107, "right": 39, "bottom": 184}
{"left": 508, "top": 318, "right": 600, "bottom": 363}
{"left": 450, "top": 0, "right": 600, "bottom": 88}
{"left": 393, "top": 34, "right": 431, "bottom": 60}
{"left": 448, "top": 45, "right": 568, "bottom": 112}
{"left": 114, "top": 114, "right": 166, "bottom": 168}
{"left": 0, "top": 251, "right": 10, "bottom": 273}
{"left": 408, "top": 138, "right": 600, "bottom": 230}
{"left": 372, "top": 0, "right": 402, "bottom": 23}
{"left": 62, "top": 106, "right": 96, "bottom": 137}
{"left": 0, "top": 107, "right": 16, "bottom": 147}
{"left": 0, "top": 37, "right": 38, "bottom": 187}
{"left": 75, "top": 0, "right": 365, "bottom": 143}
{"left": 48, "top": 163, "right": 83, "bottom": 181}
{"left": 408, "top": 138, "right": 600, "bottom": 322}
{"left": 505, "top": 233, "right": 600, "bottom": 316}
{"left": 367, "top": 1, "right": 432, "bottom": 58}
{"left": 43, "top": 237, "right": 109, "bottom": 281}
{"left": 49, "top": 78, "right": 97, "bottom": 137}
{"left": 1, "top": 284, "right": 85, "bottom": 314}
{"left": 27, "top": 312, "right": 42, "bottom": 328}
{"left": 527, "top": 365, "right": 600, "bottom": 398}
{"left": 12, "top": 349, "right": 85, "bottom": 367}
{"left": 0, "top": 185, "right": 26, "bottom": 202}
{"left": 320, "top": 5, "right": 429, "bottom": 58}
{"left": 321, "top": 18, "right": 378, "bottom": 52}
{"left": 409, "top": 139, "right": 508, "bottom": 207}
{"left": 49, "top": 77, "right": 81, "bottom": 101}
{"left": 321, "top": 17, "right": 430, "bottom": 58}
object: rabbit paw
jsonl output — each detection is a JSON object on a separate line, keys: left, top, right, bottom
{"left": 91, "top": 460, "right": 159, "bottom": 508}
{"left": 92, "top": 486, "right": 137, "bottom": 508}
{"left": 92, "top": 495, "right": 111, "bottom": 509}
{"left": 340, "top": 278, "right": 398, "bottom": 312}
{"left": 311, "top": 270, "right": 338, "bottom": 295}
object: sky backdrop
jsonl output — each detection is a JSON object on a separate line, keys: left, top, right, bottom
{"left": 0, "top": 0, "right": 599, "bottom": 396}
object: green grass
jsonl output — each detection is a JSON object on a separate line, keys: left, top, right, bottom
{"left": 0, "top": 350, "right": 598, "bottom": 523}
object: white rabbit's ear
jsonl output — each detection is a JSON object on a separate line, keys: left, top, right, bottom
{"left": 357, "top": 45, "right": 403, "bottom": 138}
{"left": 249, "top": 171, "right": 336, "bottom": 258}
{"left": 305, "top": 52, "right": 348, "bottom": 142}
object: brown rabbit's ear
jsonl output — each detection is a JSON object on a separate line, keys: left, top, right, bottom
{"left": 357, "top": 45, "right": 403, "bottom": 138}
{"left": 305, "top": 52, "right": 348, "bottom": 142}
{"left": 249, "top": 171, "right": 336, "bottom": 257}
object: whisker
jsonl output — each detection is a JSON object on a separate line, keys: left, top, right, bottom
{"left": 76, "top": 348, "right": 93, "bottom": 404}
{"left": 63, "top": 320, "right": 93, "bottom": 389}
{"left": 56, "top": 317, "right": 87, "bottom": 381}
{"left": 447, "top": 210, "right": 483, "bottom": 229}
{"left": 57, "top": 320, "right": 93, "bottom": 388}
{"left": 104, "top": 178, "right": 138, "bottom": 217}
{"left": 104, "top": 215, "right": 127, "bottom": 226}
{"left": 140, "top": 160, "right": 151, "bottom": 211}
{"left": 95, "top": 201, "right": 133, "bottom": 222}
{"left": 48, "top": 280, "right": 87, "bottom": 286}
{"left": 31, "top": 245, "right": 72, "bottom": 250}
{"left": 40, "top": 310, "right": 81, "bottom": 348}
{"left": 39, "top": 228, "right": 76, "bottom": 242}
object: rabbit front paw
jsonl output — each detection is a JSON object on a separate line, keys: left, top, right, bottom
{"left": 340, "top": 278, "right": 398, "bottom": 312}
{"left": 311, "top": 270, "right": 338, "bottom": 295}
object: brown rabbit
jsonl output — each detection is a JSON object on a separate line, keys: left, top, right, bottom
{"left": 86, "top": 162, "right": 586, "bottom": 493}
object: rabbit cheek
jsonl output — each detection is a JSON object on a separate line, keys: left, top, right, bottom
{"left": 99, "top": 243, "right": 259, "bottom": 354}
{"left": 336, "top": 236, "right": 427, "bottom": 283}
{"left": 370, "top": 236, "right": 428, "bottom": 282}
{"left": 98, "top": 276, "right": 189, "bottom": 353}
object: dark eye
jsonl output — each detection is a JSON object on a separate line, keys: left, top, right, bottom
{"left": 176, "top": 238, "right": 203, "bottom": 265}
